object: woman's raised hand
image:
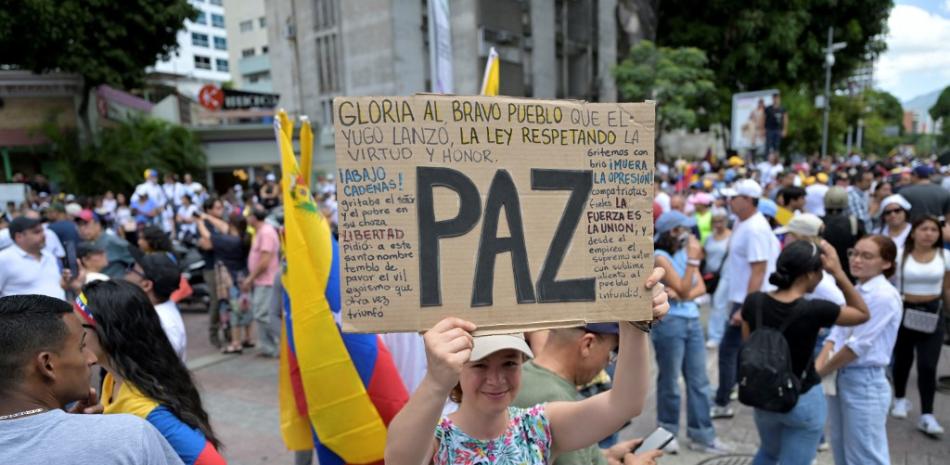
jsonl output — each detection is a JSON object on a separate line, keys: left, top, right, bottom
{"left": 819, "top": 240, "right": 844, "bottom": 276}
{"left": 422, "top": 317, "right": 476, "bottom": 392}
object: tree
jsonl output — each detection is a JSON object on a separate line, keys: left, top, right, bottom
{"left": 0, "top": 0, "right": 196, "bottom": 140}
{"left": 41, "top": 117, "right": 206, "bottom": 195}
{"left": 930, "top": 86, "right": 950, "bottom": 151}
{"left": 613, "top": 41, "right": 718, "bottom": 156}
{"left": 654, "top": 0, "right": 892, "bottom": 123}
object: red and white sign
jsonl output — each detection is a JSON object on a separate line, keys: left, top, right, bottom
{"left": 198, "top": 84, "right": 225, "bottom": 111}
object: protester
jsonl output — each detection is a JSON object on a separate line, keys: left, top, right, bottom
{"left": 199, "top": 211, "right": 250, "bottom": 354}
{"left": 817, "top": 235, "right": 902, "bottom": 465}
{"left": 764, "top": 93, "right": 787, "bottom": 155}
{"left": 804, "top": 173, "right": 829, "bottom": 216}
{"left": 76, "top": 209, "right": 133, "bottom": 278}
{"left": 0, "top": 216, "right": 65, "bottom": 299}
{"left": 132, "top": 192, "right": 161, "bottom": 226}
{"left": 847, "top": 169, "right": 874, "bottom": 232}
{"left": 875, "top": 194, "right": 912, "bottom": 249}
{"left": 133, "top": 169, "right": 166, "bottom": 207}
{"left": 384, "top": 269, "right": 669, "bottom": 465}
{"left": 46, "top": 203, "right": 81, "bottom": 253}
{"left": 740, "top": 240, "right": 869, "bottom": 465}
{"left": 689, "top": 192, "right": 714, "bottom": 243}
{"left": 890, "top": 216, "right": 948, "bottom": 436}
{"left": 821, "top": 187, "right": 865, "bottom": 279}
{"left": 704, "top": 208, "right": 731, "bottom": 348}
{"left": 650, "top": 211, "right": 729, "bottom": 454}
{"left": 512, "top": 324, "right": 664, "bottom": 465}
{"left": 78, "top": 280, "right": 225, "bottom": 464}
{"left": 713, "top": 179, "right": 780, "bottom": 419}
{"left": 71, "top": 242, "right": 110, "bottom": 291}
{"left": 899, "top": 165, "right": 950, "bottom": 220}
{"left": 775, "top": 186, "right": 806, "bottom": 226}
{"left": 0, "top": 294, "right": 185, "bottom": 465}
{"left": 259, "top": 174, "right": 281, "bottom": 210}
{"left": 123, "top": 249, "right": 188, "bottom": 361}
{"left": 242, "top": 206, "right": 280, "bottom": 357}
{"left": 198, "top": 198, "right": 226, "bottom": 347}
{"left": 177, "top": 194, "right": 200, "bottom": 244}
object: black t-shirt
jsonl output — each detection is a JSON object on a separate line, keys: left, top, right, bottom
{"left": 821, "top": 213, "right": 865, "bottom": 279}
{"left": 896, "top": 183, "right": 950, "bottom": 221}
{"left": 211, "top": 232, "right": 247, "bottom": 275}
{"left": 764, "top": 105, "right": 786, "bottom": 131}
{"left": 200, "top": 219, "right": 218, "bottom": 271}
{"left": 741, "top": 292, "right": 840, "bottom": 393}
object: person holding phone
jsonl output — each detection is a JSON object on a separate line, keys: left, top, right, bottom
{"left": 384, "top": 268, "right": 670, "bottom": 465}
{"left": 740, "top": 240, "right": 869, "bottom": 465}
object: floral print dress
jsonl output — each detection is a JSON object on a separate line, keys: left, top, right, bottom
{"left": 434, "top": 405, "right": 552, "bottom": 465}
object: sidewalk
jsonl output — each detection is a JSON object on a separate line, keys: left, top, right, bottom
{"left": 184, "top": 311, "right": 950, "bottom": 465}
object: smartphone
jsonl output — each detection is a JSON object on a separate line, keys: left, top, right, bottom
{"left": 632, "top": 427, "right": 675, "bottom": 453}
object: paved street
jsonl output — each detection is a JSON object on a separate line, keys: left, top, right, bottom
{"left": 184, "top": 312, "right": 950, "bottom": 465}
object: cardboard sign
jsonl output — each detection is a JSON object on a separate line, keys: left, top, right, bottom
{"left": 334, "top": 95, "right": 655, "bottom": 333}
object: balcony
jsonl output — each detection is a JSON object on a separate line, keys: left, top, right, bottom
{"left": 238, "top": 54, "right": 270, "bottom": 76}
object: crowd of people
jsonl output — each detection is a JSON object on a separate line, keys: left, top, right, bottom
{"left": 2, "top": 148, "right": 949, "bottom": 465}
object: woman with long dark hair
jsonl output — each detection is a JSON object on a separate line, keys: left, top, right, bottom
{"left": 740, "top": 240, "right": 869, "bottom": 465}
{"left": 817, "top": 235, "right": 902, "bottom": 465}
{"left": 890, "top": 215, "right": 949, "bottom": 436}
{"left": 77, "top": 279, "right": 225, "bottom": 465}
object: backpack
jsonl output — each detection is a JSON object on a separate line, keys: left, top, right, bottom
{"left": 738, "top": 294, "right": 812, "bottom": 413}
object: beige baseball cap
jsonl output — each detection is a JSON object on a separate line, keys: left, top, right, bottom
{"left": 469, "top": 333, "right": 534, "bottom": 362}
{"left": 774, "top": 213, "right": 824, "bottom": 237}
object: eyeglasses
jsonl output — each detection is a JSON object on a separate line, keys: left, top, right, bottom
{"left": 847, "top": 249, "right": 879, "bottom": 261}
{"left": 882, "top": 209, "right": 903, "bottom": 217}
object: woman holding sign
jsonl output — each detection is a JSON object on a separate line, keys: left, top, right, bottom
{"left": 385, "top": 268, "right": 670, "bottom": 465}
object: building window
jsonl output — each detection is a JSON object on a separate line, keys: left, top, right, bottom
{"left": 239, "top": 20, "right": 253, "bottom": 32}
{"left": 259, "top": 16, "right": 267, "bottom": 28}
{"left": 191, "top": 32, "right": 209, "bottom": 48}
{"left": 261, "top": 45, "right": 269, "bottom": 54}
{"left": 211, "top": 13, "right": 225, "bottom": 28}
{"left": 209, "top": 0, "right": 222, "bottom": 5}
{"left": 213, "top": 36, "right": 227, "bottom": 50}
{"left": 194, "top": 11, "right": 207, "bottom": 24}
{"left": 194, "top": 55, "right": 211, "bottom": 70}
{"left": 241, "top": 48, "right": 256, "bottom": 58}
{"left": 215, "top": 59, "right": 229, "bottom": 72}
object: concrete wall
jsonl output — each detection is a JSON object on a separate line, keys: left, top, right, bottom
{"left": 224, "top": 0, "right": 270, "bottom": 90}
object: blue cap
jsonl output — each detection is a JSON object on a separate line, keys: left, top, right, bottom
{"left": 584, "top": 323, "right": 620, "bottom": 334}
{"left": 654, "top": 211, "right": 696, "bottom": 241}
{"left": 913, "top": 164, "right": 934, "bottom": 178}
{"left": 758, "top": 198, "right": 778, "bottom": 218}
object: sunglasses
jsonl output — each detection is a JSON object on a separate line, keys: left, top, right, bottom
{"left": 882, "top": 208, "right": 903, "bottom": 217}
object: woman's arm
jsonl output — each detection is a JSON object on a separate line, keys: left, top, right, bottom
{"left": 655, "top": 237, "right": 702, "bottom": 297}
{"left": 816, "top": 340, "right": 858, "bottom": 377}
{"left": 197, "top": 216, "right": 213, "bottom": 250}
{"left": 821, "top": 241, "right": 870, "bottom": 326}
{"left": 385, "top": 318, "right": 475, "bottom": 465}
{"left": 545, "top": 268, "right": 669, "bottom": 455}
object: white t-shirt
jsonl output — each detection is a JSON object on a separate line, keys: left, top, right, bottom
{"left": 176, "top": 204, "right": 199, "bottom": 236}
{"left": 895, "top": 249, "right": 950, "bottom": 296}
{"left": 757, "top": 161, "right": 784, "bottom": 186}
{"left": 804, "top": 184, "right": 829, "bottom": 216}
{"left": 0, "top": 245, "right": 65, "bottom": 300}
{"left": 876, "top": 223, "right": 911, "bottom": 250}
{"left": 726, "top": 212, "right": 780, "bottom": 304}
{"left": 154, "top": 300, "right": 187, "bottom": 361}
{"left": 806, "top": 271, "right": 846, "bottom": 305}
{"left": 655, "top": 191, "right": 671, "bottom": 213}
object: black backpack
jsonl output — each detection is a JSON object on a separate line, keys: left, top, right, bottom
{"left": 738, "top": 294, "right": 812, "bottom": 413}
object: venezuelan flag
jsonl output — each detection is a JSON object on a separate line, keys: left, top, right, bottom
{"left": 276, "top": 113, "right": 409, "bottom": 465}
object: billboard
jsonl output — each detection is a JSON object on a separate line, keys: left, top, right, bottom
{"left": 731, "top": 89, "right": 778, "bottom": 152}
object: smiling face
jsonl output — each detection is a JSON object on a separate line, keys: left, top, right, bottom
{"left": 458, "top": 349, "right": 524, "bottom": 413}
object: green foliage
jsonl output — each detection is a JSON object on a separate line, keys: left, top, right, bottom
{"left": 613, "top": 41, "right": 718, "bottom": 135}
{"left": 42, "top": 117, "right": 206, "bottom": 195}
{"left": 656, "top": 0, "right": 893, "bottom": 122}
{"left": 0, "top": 0, "right": 196, "bottom": 90}
{"left": 931, "top": 86, "right": 950, "bottom": 151}
{"left": 782, "top": 87, "right": 902, "bottom": 156}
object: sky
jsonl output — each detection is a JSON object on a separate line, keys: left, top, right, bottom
{"left": 875, "top": 0, "right": 950, "bottom": 102}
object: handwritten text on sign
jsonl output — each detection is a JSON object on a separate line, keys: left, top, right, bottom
{"left": 334, "top": 95, "right": 655, "bottom": 333}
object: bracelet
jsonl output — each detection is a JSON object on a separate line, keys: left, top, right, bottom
{"left": 687, "top": 259, "right": 701, "bottom": 267}
{"left": 629, "top": 321, "right": 653, "bottom": 334}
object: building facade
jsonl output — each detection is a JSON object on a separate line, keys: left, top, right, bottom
{"left": 224, "top": 0, "right": 273, "bottom": 92}
{"left": 152, "top": 0, "right": 232, "bottom": 82}
{"left": 265, "top": 0, "right": 618, "bottom": 171}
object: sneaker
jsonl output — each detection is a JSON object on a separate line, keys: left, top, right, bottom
{"left": 817, "top": 439, "right": 830, "bottom": 452}
{"left": 730, "top": 388, "right": 738, "bottom": 401}
{"left": 662, "top": 438, "right": 679, "bottom": 455}
{"left": 890, "top": 398, "right": 911, "bottom": 419}
{"left": 917, "top": 414, "right": 945, "bottom": 437}
{"left": 710, "top": 405, "right": 735, "bottom": 419}
{"left": 705, "top": 340, "right": 719, "bottom": 350}
{"left": 688, "top": 438, "right": 733, "bottom": 455}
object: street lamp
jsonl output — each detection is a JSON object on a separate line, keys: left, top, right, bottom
{"left": 820, "top": 27, "right": 847, "bottom": 158}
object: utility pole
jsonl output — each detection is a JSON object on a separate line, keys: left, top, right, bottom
{"left": 820, "top": 27, "right": 847, "bottom": 158}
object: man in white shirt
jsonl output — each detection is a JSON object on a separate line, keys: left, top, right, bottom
{"left": 756, "top": 151, "right": 784, "bottom": 187}
{"left": 654, "top": 176, "right": 671, "bottom": 213}
{"left": 123, "top": 249, "right": 187, "bottom": 361}
{"left": 0, "top": 217, "right": 65, "bottom": 299}
{"left": 804, "top": 173, "right": 830, "bottom": 216}
{"left": 132, "top": 169, "right": 167, "bottom": 208}
{"left": 712, "top": 179, "right": 780, "bottom": 418}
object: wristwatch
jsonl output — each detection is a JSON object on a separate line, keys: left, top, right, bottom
{"left": 629, "top": 321, "right": 653, "bottom": 334}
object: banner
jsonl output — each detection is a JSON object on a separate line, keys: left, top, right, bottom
{"left": 334, "top": 95, "right": 655, "bottom": 333}
{"left": 730, "top": 89, "right": 778, "bottom": 151}
{"left": 199, "top": 85, "right": 280, "bottom": 111}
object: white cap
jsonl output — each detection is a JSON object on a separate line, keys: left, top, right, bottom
{"left": 469, "top": 334, "right": 534, "bottom": 362}
{"left": 878, "top": 194, "right": 911, "bottom": 216}
{"left": 65, "top": 203, "right": 82, "bottom": 217}
{"left": 266, "top": 173, "right": 276, "bottom": 182}
{"left": 720, "top": 179, "right": 763, "bottom": 198}
{"left": 774, "top": 213, "right": 823, "bottom": 237}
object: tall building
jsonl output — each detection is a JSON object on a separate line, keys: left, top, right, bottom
{"left": 152, "top": 0, "right": 232, "bottom": 82}
{"left": 224, "top": 0, "right": 272, "bottom": 91}
{"left": 265, "top": 0, "right": 618, "bottom": 171}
